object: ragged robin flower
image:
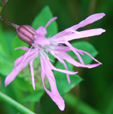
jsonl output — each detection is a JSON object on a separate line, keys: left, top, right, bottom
{"left": 4, "top": 13, "right": 105, "bottom": 111}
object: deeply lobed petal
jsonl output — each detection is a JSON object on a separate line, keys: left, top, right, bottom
{"left": 51, "top": 28, "right": 105, "bottom": 43}
{"left": 5, "top": 60, "right": 28, "bottom": 86}
{"left": 5, "top": 48, "right": 39, "bottom": 87}
{"left": 40, "top": 54, "right": 65, "bottom": 110}
{"left": 51, "top": 13, "right": 105, "bottom": 40}
{"left": 71, "top": 13, "right": 105, "bottom": 30}
{"left": 54, "top": 47, "right": 101, "bottom": 69}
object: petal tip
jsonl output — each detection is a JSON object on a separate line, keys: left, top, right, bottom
{"left": 33, "top": 86, "right": 35, "bottom": 90}
{"left": 5, "top": 84, "right": 8, "bottom": 87}
{"left": 102, "top": 29, "right": 106, "bottom": 33}
{"left": 68, "top": 79, "right": 71, "bottom": 84}
{"left": 54, "top": 16, "right": 57, "bottom": 20}
{"left": 75, "top": 71, "right": 78, "bottom": 74}
{"left": 101, "top": 13, "right": 106, "bottom": 17}
{"left": 99, "top": 62, "right": 102, "bottom": 65}
{"left": 59, "top": 105, "right": 65, "bottom": 111}
{"left": 5, "top": 80, "right": 9, "bottom": 87}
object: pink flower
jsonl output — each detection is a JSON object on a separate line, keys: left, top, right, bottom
{"left": 5, "top": 13, "right": 105, "bottom": 111}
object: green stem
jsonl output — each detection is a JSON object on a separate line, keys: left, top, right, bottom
{"left": 0, "top": 92, "right": 35, "bottom": 114}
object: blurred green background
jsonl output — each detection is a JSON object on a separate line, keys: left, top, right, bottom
{"left": 0, "top": 0, "right": 113, "bottom": 114}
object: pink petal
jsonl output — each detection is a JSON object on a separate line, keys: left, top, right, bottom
{"left": 64, "top": 28, "right": 106, "bottom": 41}
{"left": 76, "top": 49, "right": 102, "bottom": 64}
{"left": 5, "top": 60, "right": 28, "bottom": 86}
{"left": 36, "top": 27, "right": 47, "bottom": 35}
{"left": 52, "top": 28, "right": 105, "bottom": 43}
{"left": 53, "top": 43, "right": 84, "bottom": 64}
{"left": 40, "top": 56, "right": 65, "bottom": 111}
{"left": 71, "top": 13, "right": 105, "bottom": 30}
{"left": 30, "top": 61, "right": 35, "bottom": 90}
{"left": 34, "top": 36, "right": 50, "bottom": 45}
{"left": 20, "top": 48, "right": 38, "bottom": 64}
{"left": 56, "top": 49, "right": 101, "bottom": 69}
{"left": 15, "top": 47, "right": 29, "bottom": 51}
{"left": 14, "top": 56, "right": 23, "bottom": 67}
{"left": 35, "top": 27, "right": 50, "bottom": 45}
{"left": 47, "top": 43, "right": 70, "bottom": 52}
{"left": 5, "top": 48, "right": 39, "bottom": 86}
{"left": 51, "top": 13, "right": 105, "bottom": 40}
{"left": 53, "top": 54, "right": 71, "bottom": 84}
{"left": 45, "top": 17, "right": 57, "bottom": 28}
{"left": 14, "top": 48, "right": 37, "bottom": 66}
{"left": 41, "top": 52, "right": 77, "bottom": 75}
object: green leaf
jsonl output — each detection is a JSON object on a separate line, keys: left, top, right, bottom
{"left": 15, "top": 77, "right": 34, "bottom": 92}
{"left": 4, "top": 30, "right": 16, "bottom": 55}
{"left": 32, "top": 6, "right": 58, "bottom": 37}
{"left": 0, "top": 44, "right": 13, "bottom": 76}
{"left": 68, "top": 41, "right": 98, "bottom": 64}
{"left": 22, "top": 89, "right": 45, "bottom": 102}
{"left": 12, "top": 35, "right": 29, "bottom": 60}
{"left": 54, "top": 61, "right": 82, "bottom": 95}
{"left": 0, "top": 24, "right": 9, "bottom": 54}
{"left": 0, "top": 24, "right": 16, "bottom": 57}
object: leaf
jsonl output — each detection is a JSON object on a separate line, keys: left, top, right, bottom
{"left": 32, "top": 6, "right": 58, "bottom": 37}
{"left": 0, "top": 44, "right": 13, "bottom": 76}
{"left": 0, "top": 24, "right": 9, "bottom": 55}
{"left": 4, "top": 30, "right": 16, "bottom": 55}
{"left": 54, "top": 61, "right": 82, "bottom": 95}
{"left": 12, "top": 35, "right": 29, "bottom": 60}
{"left": 22, "top": 89, "right": 45, "bottom": 102}
{"left": 68, "top": 41, "right": 98, "bottom": 64}
{"left": 15, "top": 77, "right": 34, "bottom": 92}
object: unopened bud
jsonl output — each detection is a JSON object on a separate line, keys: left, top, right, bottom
{"left": 17, "top": 25, "right": 37, "bottom": 45}
{"left": 1, "top": 0, "right": 8, "bottom": 7}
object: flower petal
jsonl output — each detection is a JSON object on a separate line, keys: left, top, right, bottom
{"left": 45, "top": 17, "right": 57, "bottom": 28}
{"left": 51, "top": 28, "right": 105, "bottom": 43}
{"left": 14, "top": 56, "right": 24, "bottom": 67}
{"left": 5, "top": 49, "right": 38, "bottom": 86}
{"left": 56, "top": 49, "right": 101, "bottom": 69}
{"left": 40, "top": 56, "right": 65, "bottom": 111}
{"left": 51, "top": 13, "right": 105, "bottom": 40}
{"left": 15, "top": 47, "right": 29, "bottom": 51}
{"left": 64, "top": 28, "right": 106, "bottom": 41}
{"left": 30, "top": 61, "right": 35, "bottom": 90}
{"left": 53, "top": 54, "right": 71, "bottom": 84}
{"left": 71, "top": 13, "right": 105, "bottom": 30}
{"left": 5, "top": 60, "right": 28, "bottom": 86}
{"left": 52, "top": 44, "right": 84, "bottom": 64}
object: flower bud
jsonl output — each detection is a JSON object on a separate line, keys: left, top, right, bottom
{"left": 17, "top": 25, "right": 37, "bottom": 45}
{"left": 1, "top": 0, "right": 8, "bottom": 7}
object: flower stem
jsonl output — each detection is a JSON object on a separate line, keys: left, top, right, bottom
{"left": 0, "top": 92, "right": 35, "bottom": 114}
